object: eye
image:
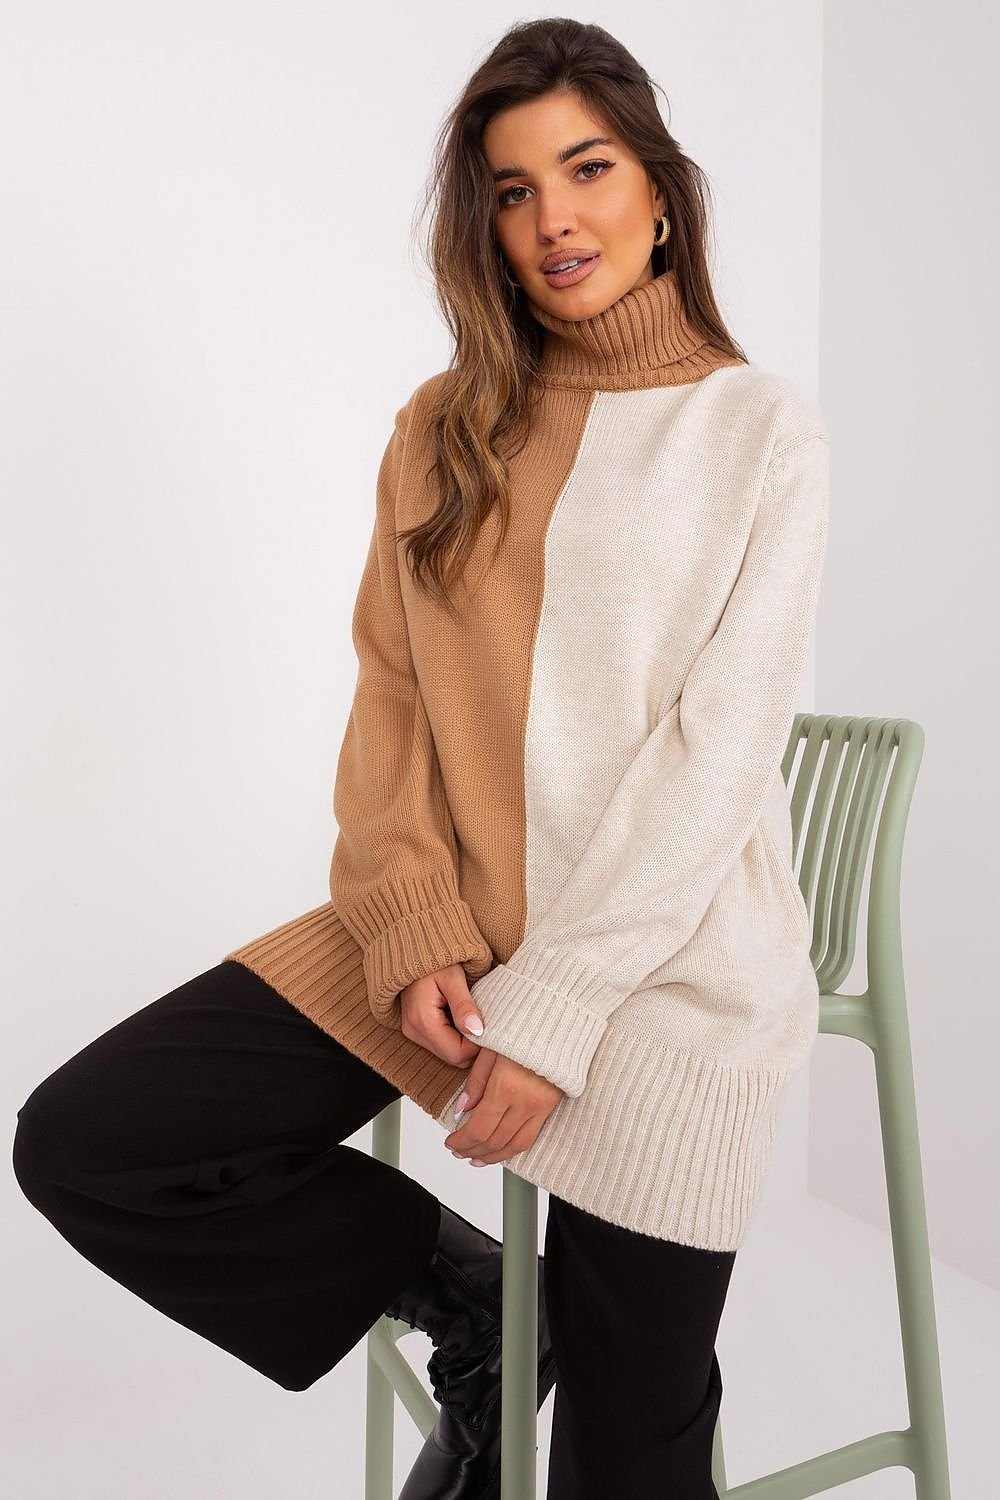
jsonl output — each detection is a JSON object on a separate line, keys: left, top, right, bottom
{"left": 576, "top": 159, "right": 611, "bottom": 181}
{"left": 497, "top": 158, "right": 614, "bottom": 208}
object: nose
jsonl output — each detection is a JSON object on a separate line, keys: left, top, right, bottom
{"left": 533, "top": 189, "right": 579, "bottom": 245}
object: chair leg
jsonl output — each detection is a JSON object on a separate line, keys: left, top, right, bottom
{"left": 365, "top": 1335, "right": 396, "bottom": 1500}
{"left": 500, "top": 1168, "right": 540, "bottom": 1499}
{"left": 873, "top": 1013, "right": 952, "bottom": 1498}
{"left": 360, "top": 1107, "right": 544, "bottom": 1498}
{"left": 365, "top": 1099, "right": 402, "bottom": 1500}
{"left": 712, "top": 1405, "right": 729, "bottom": 1497}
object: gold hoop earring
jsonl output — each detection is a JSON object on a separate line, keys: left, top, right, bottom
{"left": 653, "top": 215, "right": 670, "bottom": 246}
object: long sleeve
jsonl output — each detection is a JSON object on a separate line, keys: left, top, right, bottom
{"left": 328, "top": 395, "right": 493, "bottom": 1029}
{"left": 468, "top": 430, "right": 830, "bottom": 1097}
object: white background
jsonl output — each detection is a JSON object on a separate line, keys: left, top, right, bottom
{"left": 4, "top": 2, "right": 995, "bottom": 1495}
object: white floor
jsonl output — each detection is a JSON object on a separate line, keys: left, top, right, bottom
{"left": 3, "top": 1176, "right": 990, "bottom": 1498}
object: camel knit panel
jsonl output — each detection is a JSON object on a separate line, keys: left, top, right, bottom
{"left": 223, "top": 267, "right": 829, "bottom": 1251}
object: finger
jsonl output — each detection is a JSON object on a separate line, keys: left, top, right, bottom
{"left": 435, "top": 967, "right": 485, "bottom": 1041}
{"left": 468, "top": 1118, "right": 539, "bottom": 1166}
{"left": 448, "top": 1048, "right": 497, "bottom": 1119}
{"left": 444, "top": 1101, "right": 508, "bottom": 1156}
{"left": 407, "top": 1025, "right": 479, "bottom": 1068}
{"left": 405, "top": 1001, "right": 481, "bottom": 1067}
{"left": 464, "top": 1115, "right": 524, "bottom": 1159}
{"left": 431, "top": 1028, "right": 481, "bottom": 1067}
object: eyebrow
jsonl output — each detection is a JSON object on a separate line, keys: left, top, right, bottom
{"left": 490, "top": 136, "right": 614, "bottom": 184}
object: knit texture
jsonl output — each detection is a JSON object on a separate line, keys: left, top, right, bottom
{"left": 223, "top": 267, "right": 828, "bottom": 1251}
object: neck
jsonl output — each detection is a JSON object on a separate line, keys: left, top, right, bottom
{"left": 527, "top": 267, "right": 742, "bottom": 391}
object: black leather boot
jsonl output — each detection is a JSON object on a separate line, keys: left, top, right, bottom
{"left": 385, "top": 1201, "right": 557, "bottom": 1500}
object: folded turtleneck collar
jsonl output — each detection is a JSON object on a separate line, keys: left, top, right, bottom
{"left": 527, "top": 266, "right": 743, "bottom": 391}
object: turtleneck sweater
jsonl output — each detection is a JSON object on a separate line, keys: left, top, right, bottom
{"left": 223, "top": 267, "right": 829, "bottom": 1252}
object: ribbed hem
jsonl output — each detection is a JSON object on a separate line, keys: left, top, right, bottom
{"left": 435, "top": 1021, "right": 794, "bottom": 1252}
{"left": 222, "top": 900, "right": 471, "bottom": 1118}
{"left": 468, "top": 956, "right": 622, "bottom": 1096}
{"left": 331, "top": 867, "right": 493, "bottom": 1027}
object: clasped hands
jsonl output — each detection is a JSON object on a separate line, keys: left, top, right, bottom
{"left": 399, "top": 963, "right": 565, "bottom": 1167}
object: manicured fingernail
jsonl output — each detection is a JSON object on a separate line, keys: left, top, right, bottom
{"left": 470, "top": 1159, "right": 485, "bottom": 1167}
{"left": 465, "top": 1016, "right": 484, "bottom": 1036}
{"left": 455, "top": 1092, "right": 470, "bottom": 1113}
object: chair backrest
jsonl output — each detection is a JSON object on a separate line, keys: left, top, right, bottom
{"left": 782, "top": 714, "right": 924, "bottom": 1022}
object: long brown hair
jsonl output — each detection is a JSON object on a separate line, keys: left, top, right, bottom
{"left": 400, "top": 16, "right": 749, "bottom": 614}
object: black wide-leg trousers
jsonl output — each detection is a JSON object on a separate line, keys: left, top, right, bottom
{"left": 12, "top": 957, "right": 737, "bottom": 1498}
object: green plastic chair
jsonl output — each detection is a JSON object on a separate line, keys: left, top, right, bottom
{"left": 363, "top": 713, "right": 951, "bottom": 1499}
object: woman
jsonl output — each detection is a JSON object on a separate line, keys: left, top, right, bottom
{"left": 13, "top": 17, "right": 828, "bottom": 1500}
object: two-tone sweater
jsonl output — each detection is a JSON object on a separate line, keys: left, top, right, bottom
{"left": 223, "top": 266, "right": 829, "bottom": 1252}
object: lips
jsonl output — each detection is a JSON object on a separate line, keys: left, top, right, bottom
{"left": 540, "top": 253, "right": 602, "bottom": 289}
{"left": 543, "top": 254, "right": 598, "bottom": 276}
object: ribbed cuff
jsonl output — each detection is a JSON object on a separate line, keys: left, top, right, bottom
{"left": 468, "top": 953, "right": 623, "bottom": 1097}
{"left": 334, "top": 869, "right": 494, "bottom": 1029}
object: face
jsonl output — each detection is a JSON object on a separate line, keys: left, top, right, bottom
{"left": 482, "top": 88, "right": 665, "bottom": 322}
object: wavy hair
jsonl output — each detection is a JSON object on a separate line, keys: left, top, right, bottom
{"left": 400, "top": 16, "right": 749, "bottom": 614}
